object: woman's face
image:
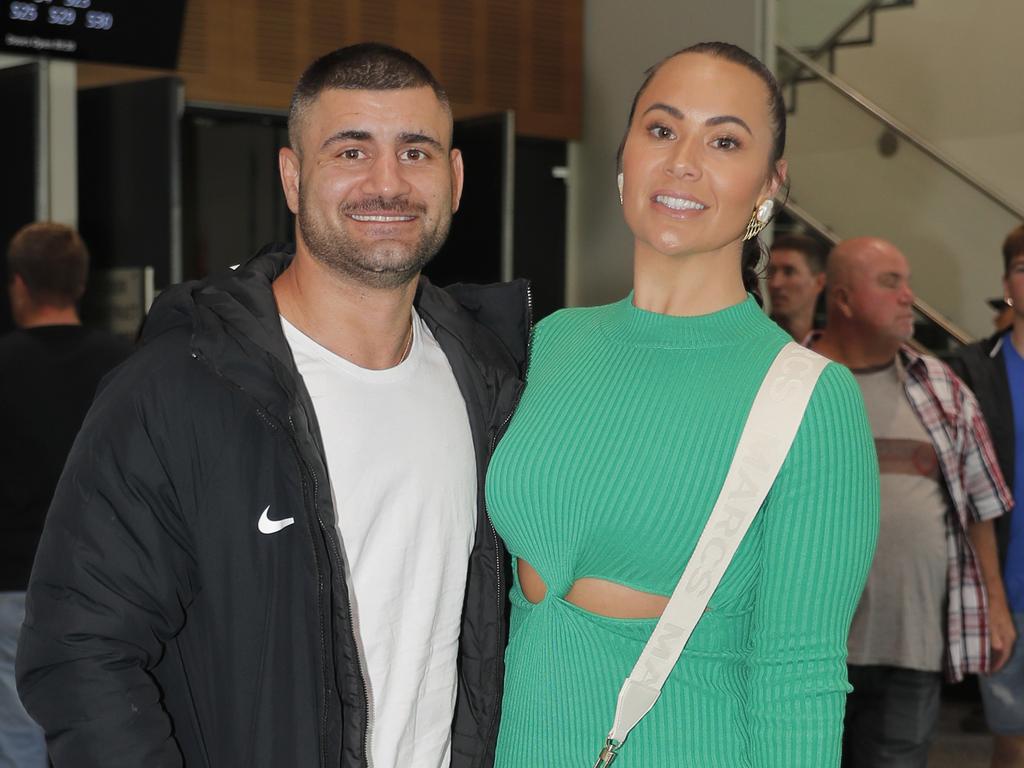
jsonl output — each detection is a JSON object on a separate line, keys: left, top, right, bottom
{"left": 620, "top": 53, "right": 785, "bottom": 260}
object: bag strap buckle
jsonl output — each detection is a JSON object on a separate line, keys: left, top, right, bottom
{"left": 592, "top": 738, "right": 621, "bottom": 768}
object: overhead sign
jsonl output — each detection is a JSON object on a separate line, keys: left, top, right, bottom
{"left": 1, "top": 0, "right": 187, "bottom": 69}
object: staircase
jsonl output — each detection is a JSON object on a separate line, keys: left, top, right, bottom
{"left": 774, "top": 0, "right": 1024, "bottom": 346}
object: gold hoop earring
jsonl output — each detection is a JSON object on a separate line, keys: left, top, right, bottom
{"left": 743, "top": 199, "right": 775, "bottom": 241}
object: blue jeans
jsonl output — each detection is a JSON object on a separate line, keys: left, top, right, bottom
{"left": 842, "top": 664, "right": 942, "bottom": 768}
{"left": 981, "top": 612, "right": 1024, "bottom": 734}
{"left": 0, "top": 592, "right": 47, "bottom": 768}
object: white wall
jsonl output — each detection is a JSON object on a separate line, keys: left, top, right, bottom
{"left": 566, "top": 0, "right": 767, "bottom": 307}
{"left": 831, "top": 0, "right": 1024, "bottom": 212}
{"left": 786, "top": 79, "right": 1016, "bottom": 339}
{"left": 780, "top": 0, "right": 1024, "bottom": 337}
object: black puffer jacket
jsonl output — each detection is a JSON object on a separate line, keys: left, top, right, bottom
{"left": 17, "top": 245, "right": 529, "bottom": 768}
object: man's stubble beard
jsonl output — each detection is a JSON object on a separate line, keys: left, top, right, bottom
{"left": 298, "top": 187, "right": 453, "bottom": 290}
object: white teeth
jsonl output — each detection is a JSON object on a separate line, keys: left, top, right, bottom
{"left": 655, "top": 195, "right": 706, "bottom": 211}
{"left": 350, "top": 214, "right": 415, "bottom": 222}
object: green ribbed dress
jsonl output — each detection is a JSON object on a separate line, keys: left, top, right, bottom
{"left": 485, "top": 295, "right": 879, "bottom": 767}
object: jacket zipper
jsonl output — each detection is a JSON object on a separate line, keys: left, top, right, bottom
{"left": 289, "top": 416, "right": 372, "bottom": 768}
{"left": 190, "top": 350, "right": 343, "bottom": 766}
{"left": 479, "top": 283, "right": 534, "bottom": 760}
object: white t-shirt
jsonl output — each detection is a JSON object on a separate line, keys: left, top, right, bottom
{"left": 282, "top": 310, "right": 477, "bottom": 767}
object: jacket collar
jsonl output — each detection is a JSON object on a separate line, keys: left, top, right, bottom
{"left": 141, "top": 243, "right": 529, "bottom": 419}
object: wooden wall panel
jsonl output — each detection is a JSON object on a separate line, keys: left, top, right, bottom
{"left": 77, "top": 0, "right": 582, "bottom": 139}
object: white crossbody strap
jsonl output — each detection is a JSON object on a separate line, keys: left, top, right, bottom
{"left": 593, "top": 342, "right": 829, "bottom": 767}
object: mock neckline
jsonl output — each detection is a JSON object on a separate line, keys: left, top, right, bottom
{"left": 598, "top": 292, "right": 772, "bottom": 349}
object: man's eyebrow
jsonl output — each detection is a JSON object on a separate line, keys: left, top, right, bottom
{"left": 705, "top": 115, "right": 752, "bottom": 135}
{"left": 398, "top": 132, "right": 444, "bottom": 151}
{"left": 320, "top": 129, "right": 372, "bottom": 152}
{"left": 319, "top": 130, "right": 445, "bottom": 153}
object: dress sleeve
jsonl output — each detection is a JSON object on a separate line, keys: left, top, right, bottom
{"left": 745, "top": 363, "right": 880, "bottom": 767}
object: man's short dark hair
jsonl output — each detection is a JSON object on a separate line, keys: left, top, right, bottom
{"left": 771, "top": 233, "right": 829, "bottom": 275}
{"left": 288, "top": 42, "right": 450, "bottom": 152}
{"left": 7, "top": 221, "right": 89, "bottom": 306}
{"left": 1003, "top": 224, "right": 1024, "bottom": 275}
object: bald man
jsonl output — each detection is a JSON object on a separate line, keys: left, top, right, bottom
{"left": 811, "top": 237, "right": 1015, "bottom": 768}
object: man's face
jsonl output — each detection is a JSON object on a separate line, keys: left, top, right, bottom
{"left": 767, "top": 248, "right": 824, "bottom": 320}
{"left": 280, "top": 86, "right": 463, "bottom": 289}
{"left": 844, "top": 246, "right": 916, "bottom": 343}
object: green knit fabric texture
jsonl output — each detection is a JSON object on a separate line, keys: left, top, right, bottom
{"left": 486, "top": 294, "right": 879, "bottom": 767}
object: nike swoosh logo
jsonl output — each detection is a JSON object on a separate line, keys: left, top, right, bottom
{"left": 257, "top": 505, "right": 295, "bottom": 535}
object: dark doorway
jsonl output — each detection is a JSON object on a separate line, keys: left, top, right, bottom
{"left": 78, "top": 77, "right": 182, "bottom": 289}
{"left": 0, "top": 63, "right": 40, "bottom": 332}
{"left": 181, "top": 108, "right": 292, "bottom": 280}
{"left": 430, "top": 113, "right": 567, "bottom": 320}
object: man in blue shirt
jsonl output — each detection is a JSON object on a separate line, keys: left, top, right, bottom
{"left": 951, "top": 223, "right": 1024, "bottom": 768}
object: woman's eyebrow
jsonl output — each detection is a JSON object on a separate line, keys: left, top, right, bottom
{"left": 641, "top": 104, "right": 753, "bottom": 136}
{"left": 642, "top": 102, "right": 684, "bottom": 120}
{"left": 705, "top": 115, "right": 752, "bottom": 135}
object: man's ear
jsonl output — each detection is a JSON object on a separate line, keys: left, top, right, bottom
{"left": 449, "top": 148, "right": 464, "bottom": 214}
{"left": 9, "top": 273, "right": 27, "bottom": 300}
{"left": 814, "top": 271, "right": 827, "bottom": 295}
{"left": 279, "top": 147, "right": 301, "bottom": 215}
{"left": 833, "top": 286, "right": 854, "bottom": 319}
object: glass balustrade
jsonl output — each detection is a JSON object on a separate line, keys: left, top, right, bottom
{"left": 778, "top": 46, "right": 1021, "bottom": 342}
{"left": 777, "top": 0, "right": 914, "bottom": 58}
{"left": 777, "top": 0, "right": 873, "bottom": 51}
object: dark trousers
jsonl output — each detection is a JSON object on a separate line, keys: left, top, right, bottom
{"left": 843, "top": 664, "right": 942, "bottom": 768}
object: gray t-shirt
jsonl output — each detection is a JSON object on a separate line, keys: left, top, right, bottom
{"left": 847, "top": 359, "right": 949, "bottom": 672}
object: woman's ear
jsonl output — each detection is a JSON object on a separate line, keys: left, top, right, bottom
{"left": 767, "top": 158, "right": 788, "bottom": 199}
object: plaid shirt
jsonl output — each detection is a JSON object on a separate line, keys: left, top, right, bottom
{"left": 898, "top": 345, "right": 1013, "bottom": 681}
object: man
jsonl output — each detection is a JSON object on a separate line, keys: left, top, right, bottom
{"left": 767, "top": 232, "right": 828, "bottom": 342}
{"left": 988, "top": 296, "right": 1015, "bottom": 334}
{"left": 809, "top": 237, "right": 1015, "bottom": 767}
{"left": 0, "top": 222, "right": 131, "bottom": 768}
{"left": 16, "top": 44, "right": 529, "bottom": 768}
{"left": 950, "top": 224, "right": 1024, "bottom": 768}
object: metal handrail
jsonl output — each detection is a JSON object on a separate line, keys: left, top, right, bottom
{"left": 778, "top": 43, "right": 1024, "bottom": 222}
{"left": 782, "top": 199, "right": 974, "bottom": 345}
{"left": 803, "top": 0, "right": 913, "bottom": 63}
{"left": 806, "top": 0, "right": 881, "bottom": 61}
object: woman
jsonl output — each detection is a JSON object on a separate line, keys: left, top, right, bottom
{"left": 486, "top": 43, "right": 879, "bottom": 766}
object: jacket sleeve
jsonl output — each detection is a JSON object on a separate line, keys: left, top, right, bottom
{"left": 745, "top": 363, "right": 880, "bottom": 767}
{"left": 16, "top": 385, "right": 197, "bottom": 767}
{"left": 957, "top": 376, "right": 1013, "bottom": 522}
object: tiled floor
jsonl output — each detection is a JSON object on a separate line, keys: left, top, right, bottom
{"left": 929, "top": 698, "right": 992, "bottom": 768}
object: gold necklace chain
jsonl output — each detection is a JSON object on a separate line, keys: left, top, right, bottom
{"left": 398, "top": 321, "right": 414, "bottom": 364}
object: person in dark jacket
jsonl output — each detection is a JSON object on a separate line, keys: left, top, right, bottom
{"left": 949, "top": 224, "right": 1024, "bottom": 768}
{"left": 0, "top": 222, "right": 131, "bottom": 768}
{"left": 16, "top": 44, "right": 529, "bottom": 768}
